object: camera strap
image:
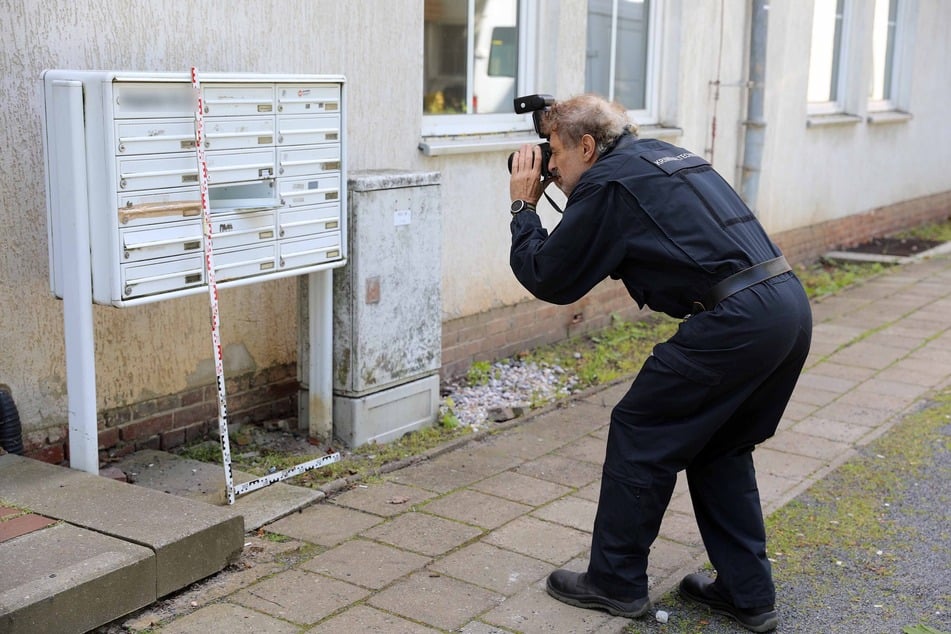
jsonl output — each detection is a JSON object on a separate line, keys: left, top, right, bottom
{"left": 544, "top": 190, "right": 564, "bottom": 214}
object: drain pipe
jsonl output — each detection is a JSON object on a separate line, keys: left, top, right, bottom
{"left": 0, "top": 389, "right": 24, "bottom": 455}
{"left": 740, "top": 0, "right": 769, "bottom": 213}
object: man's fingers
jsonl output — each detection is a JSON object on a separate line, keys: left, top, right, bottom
{"left": 515, "top": 144, "right": 539, "bottom": 173}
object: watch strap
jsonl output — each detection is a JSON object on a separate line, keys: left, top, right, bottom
{"left": 510, "top": 200, "right": 536, "bottom": 215}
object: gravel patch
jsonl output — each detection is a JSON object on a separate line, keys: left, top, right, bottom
{"left": 439, "top": 359, "right": 581, "bottom": 430}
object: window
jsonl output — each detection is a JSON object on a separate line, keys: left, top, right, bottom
{"left": 869, "top": 0, "right": 897, "bottom": 105}
{"left": 806, "top": 0, "right": 915, "bottom": 124}
{"left": 808, "top": 0, "right": 849, "bottom": 114}
{"left": 868, "top": 0, "right": 914, "bottom": 114}
{"left": 423, "top": 0, "right": 536, "bottom": 137}
{"left": 585, "top": 0, "right": 656, "bottom": 123}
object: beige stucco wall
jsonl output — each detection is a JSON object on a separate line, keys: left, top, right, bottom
{"left": 759, "top": 0, "right": 951, "bottom": 232}
{"left": 2, "top": 0, "right": 949, "bottom": 442}
{"left": 0, "top": 0, "right": 425, "bottom": 433}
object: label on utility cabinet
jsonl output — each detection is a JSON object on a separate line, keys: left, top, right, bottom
{"left": 393, "top": 209, "right": 411, "bottom": 226}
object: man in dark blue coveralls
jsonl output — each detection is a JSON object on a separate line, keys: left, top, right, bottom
{"left": 507, "top": 94, "right": 812, "bottom": 633}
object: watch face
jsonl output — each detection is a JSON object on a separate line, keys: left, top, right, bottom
{"left": 511, "top": 200, "right": 525, "bottom": 213}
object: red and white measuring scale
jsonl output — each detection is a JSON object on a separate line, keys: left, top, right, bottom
{"left": 190, "top": 68, "right": 339, "bottom": 504}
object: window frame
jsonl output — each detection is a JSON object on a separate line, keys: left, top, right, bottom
{"left": 585, "top": 0, "right": 661, "bottom": 127}
{"left": 867, "top": 0, "right": 914, "bottom": 115}
{"left": 421, "top": 0, "right": 539, "bottom": 138}
{"left": 807, "top": 0, "right": 853, "bottom": 116}
{"left": 419, "top": 0, "right": 675, "bottom": 154}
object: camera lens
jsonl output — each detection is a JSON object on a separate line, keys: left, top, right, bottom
{"left": 507, "top": 144, "right": 551, "bottom": 179}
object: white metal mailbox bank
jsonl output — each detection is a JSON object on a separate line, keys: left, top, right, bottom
{"left": 42, "top": 71, "right": 347, "bottom": 307}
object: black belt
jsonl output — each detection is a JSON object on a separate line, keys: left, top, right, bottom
{"left": 692, "top": 256, "right": 791, "bottom": 313}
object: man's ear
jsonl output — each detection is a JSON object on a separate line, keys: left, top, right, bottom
{"left": 581, "top": 134, "right": 598, "bottom": 163}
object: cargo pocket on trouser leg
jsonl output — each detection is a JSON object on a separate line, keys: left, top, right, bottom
{"left": 606, "top": 348, "right": 725, "bottom": 481}
{"left": 614, "top": 345, "right": 722, "bottom": 422}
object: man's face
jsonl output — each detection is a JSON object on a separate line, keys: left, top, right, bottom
{"left": 547, "top": 131, "right": 596, "bottom": 197}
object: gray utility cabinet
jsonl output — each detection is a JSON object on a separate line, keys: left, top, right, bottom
{"left": 332, "top": 170, "right": 441, "bottom": 447}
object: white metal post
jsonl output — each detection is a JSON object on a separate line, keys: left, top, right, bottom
{"left": 307, "top": 270, "right": 334, "bottom": 441}
{"left": 53, "top": 79, "right": 100, "bottom": 474}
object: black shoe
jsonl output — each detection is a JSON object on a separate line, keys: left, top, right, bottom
{"left": 546, "top": 569, "right": 651, "bottom": 618}
{"left": 678, "top": 573, "right": 778, "bottom": 632}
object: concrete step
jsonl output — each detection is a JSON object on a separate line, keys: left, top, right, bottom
{"left": 0, "top": 453, "right": 244, "bottom": 633}
{"left": 114, "top": 449, "right": 325, "bottom": 531}
{"left": 0, "top": 522, "right": 154, "bottom": 633}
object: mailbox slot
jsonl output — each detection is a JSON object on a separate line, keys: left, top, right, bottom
{"left": 204, "top": 116, "right": 275, "bottom": 150}
{"left": 115, "top": 118, "right": 196, "bottom": 155}
{"left": 118, "top": 187, "right": 202, "bottom": 227}
{"left": 276, "top": 84, "right": 340, "bottom": 114}
{"left": 215, "top": 243, "right": 277, "bottom": 280}
{"left": 276, "top": 113, "right": 340, "bottom": 145}
{"left": 277, "top": 144, "right": 340, "bottom": 178}
{"left": 279, "top": 233, "right": 342, "bottom": 269}
{"left": 113, "top": 82, "right": 194, "bottom": 119}
{"left": 279, "top": 175, "right": 341, "bottom": 208}
{"left": 122, "top": 254, "right": 205, "bottom": 298}
{"left": 278, "top": 203, "right": 341, "bottom": 239}
{"left": 121, "top": 221, "right": 204, "bottom": 263}
{"left": 205, "top": 147, "right": 276, "bottom": 184}
{"left": 207, "top": 210, "right": 276, "bottom": 249}
{"left": 202, "top": 84, "right": 275, "bottom": 116}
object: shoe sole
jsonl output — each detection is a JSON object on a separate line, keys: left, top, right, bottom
{"left": 678, "top": 584, "right": 778, "bottom": 633}
{"left": 546, "top": 578, "right": 651, "bottom": 618}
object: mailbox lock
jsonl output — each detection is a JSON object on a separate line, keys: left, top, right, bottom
{"left": 118, "top": 143, "right": 126, "bottom": 153}
{"left": 119, "top": 178, "right": 127, "bottom": 189}
{"left": 124, "top": 285, "right": 132, "bottom": 296}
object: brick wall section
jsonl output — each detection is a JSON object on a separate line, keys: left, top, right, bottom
{"left": 774, "top": 191, "right": 951, "bottom": 264}
{"left": 441, "top": 278, "right": 644, "bottom": 379}
{"left": 22, "top": 363, "right": 299, "bottom": 466}
{"left": 20, "top": 192, "right": 950, "bottom": 464}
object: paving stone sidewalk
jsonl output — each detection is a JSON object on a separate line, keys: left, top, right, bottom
{"left": 121, "top": 254, "right": 951, "bottom": 633}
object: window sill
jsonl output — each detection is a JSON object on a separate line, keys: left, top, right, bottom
{"left": 806, "top": 113, "right": 863, "bottom": 128}
{"left": 418, "top": 124, "right": 686, "bottom": 156}
{"left": 867, "top": 110, "right": 913, "bottom": 125}
{"left": 419, "top": 131, "right": 540, "bottom": 157}
{"left": 636, "top": 125, "right": 684, "bottom": 140}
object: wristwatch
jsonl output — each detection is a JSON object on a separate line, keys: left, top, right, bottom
{"left": 510, "top": 199, "right": 536, "bottom": 215}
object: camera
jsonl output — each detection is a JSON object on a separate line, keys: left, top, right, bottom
{"left": 507, "top": 141, "right": 552, "bottom": 179}
{"left": 508, "top": 94, "right": 554, "bottom": 179}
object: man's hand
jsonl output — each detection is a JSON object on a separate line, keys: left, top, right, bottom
{"left": 509, "top": 143, "right": 546, "bottom": 206}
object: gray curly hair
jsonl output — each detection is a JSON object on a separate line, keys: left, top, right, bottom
{"left": 540, "top": 94, "right": 637, "bottom": 155}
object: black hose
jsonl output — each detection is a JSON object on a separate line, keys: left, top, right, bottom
{"left": 0, "top": 389, "right": 24, "bottom": 455}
